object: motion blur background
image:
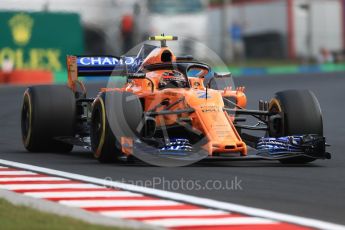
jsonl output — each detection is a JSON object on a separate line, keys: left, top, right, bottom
{"left": 0, "top": 0, "right": 345, "bottom": 84}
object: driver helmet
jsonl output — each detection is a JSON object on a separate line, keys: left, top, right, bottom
{"left": 159, "top": 70, "right": 187, "bottom": 89}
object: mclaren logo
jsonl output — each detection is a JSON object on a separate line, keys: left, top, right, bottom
{"left": 8, "top": 13, "right": 34, "bottom": 46}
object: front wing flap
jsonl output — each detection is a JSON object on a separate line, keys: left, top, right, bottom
{"left": 256, "top": 134, "right": 331, "bottom": 160}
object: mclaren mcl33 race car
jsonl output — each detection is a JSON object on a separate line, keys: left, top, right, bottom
{"left": 21, "top": 36, "right": 331, "bottom": 166}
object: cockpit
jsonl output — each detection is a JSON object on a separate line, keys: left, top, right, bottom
{"left": 158, "top": 70, "right": 188, "bottom": 89}
{"left": 142, "top": 62, "right": 211, "bottom": 90}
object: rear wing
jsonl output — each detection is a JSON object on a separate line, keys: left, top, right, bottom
{"left": 66, "top": 55, "right": 143, "bottom": 83}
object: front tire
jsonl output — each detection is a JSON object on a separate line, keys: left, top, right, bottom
{"left": 269, "top": 90, "right": 323, "bottom": 164}
{"left": 21, "top": 85, "right": 76, "bottom": 152}
{"left": 90, "top": 91, "right": 143, "bottom": 163}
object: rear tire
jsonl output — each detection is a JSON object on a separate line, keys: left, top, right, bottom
{"left": 90, "top": 91, "right": 143, "bottom": 163}
{"left": 21, "top": 85, "right": 76, "bottom": 152}
{"left": 269, "top": 90, "right": 323, "bottom": 164}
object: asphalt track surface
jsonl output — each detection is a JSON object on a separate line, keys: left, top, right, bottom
{"left": 0, "top": 72, "right": 345, "bottom": 226}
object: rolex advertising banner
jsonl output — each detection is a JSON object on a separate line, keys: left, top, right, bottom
{"left": 0, "top": 11, "right": 83, "bottom": 71}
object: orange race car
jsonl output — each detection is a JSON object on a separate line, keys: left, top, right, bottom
{"left": 21, "top": 36, "right": 331, "bottom": 166}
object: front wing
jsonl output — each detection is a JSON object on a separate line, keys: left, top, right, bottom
{"left": 129, "top": 134, "right": 331, "bottom": 162}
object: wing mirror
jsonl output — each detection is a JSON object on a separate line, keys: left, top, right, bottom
{"left": 207, "top": 72, "right": 232, "bottom": 89}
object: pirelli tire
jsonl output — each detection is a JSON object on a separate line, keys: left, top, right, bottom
{"left": 90, "top": 91, "right": 143, "bottom": 163}
{"left": 21, "top": 85, "right": 76, "bottom": 153}
{"left": 269, "top": 89, "right": 323, "bottom": 164}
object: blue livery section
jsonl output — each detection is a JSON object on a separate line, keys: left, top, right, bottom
{"left": 256, "top": 134, "right": 326, "bottom": 158}
{"left": 197, "top": 91, "right": 211, "bottom": 99}
{"left": 257, "top": 136, "right": 303, "bottom": 154}
{"left": 160, "top": 139, "right": 193, "bottom": 156}
{"left": 76, "top": 56, "right": 143, "bottom": 76}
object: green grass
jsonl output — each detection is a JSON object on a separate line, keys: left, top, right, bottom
{"left": 0, "top": 198, "right": 128, "bottom": 230}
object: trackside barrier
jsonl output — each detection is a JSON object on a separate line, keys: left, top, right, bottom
{"left": 0, "top": 70, "right": 53, "bottom": 85}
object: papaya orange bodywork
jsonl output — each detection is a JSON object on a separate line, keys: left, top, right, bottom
{"left": 67, "top": 45, "right": 248, "bottom": 156}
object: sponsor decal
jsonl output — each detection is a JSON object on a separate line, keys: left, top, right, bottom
{"left": 200, "top": 103, "right": 221, "bottom": 113}
{"left": 77, "top": 57, "right": 141, "bottom": 66}
{"left": 0, "top": 47, "right": 61, "bottom": 70}
{"left": 77, "top": 57, "right": 143, "bottom": 72}
{"left": 9, "top": 13, "right": 34, "bottom": 46}
{"left": 0, "top": 12, "right": 83, "bottom": 71}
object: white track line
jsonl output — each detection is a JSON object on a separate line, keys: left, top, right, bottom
{"left": 100, "top": 209, "right": 228, "bottom": 218}
{"left": 1, "top": 159, "right": 344, "bottom": 230}
{"left": 24, "top": 191, "right": 143, "bottom": 198}
{"left": 0, "top": 183, "right": 101, "bottom": 190}
{"left": 25, "top": 191, "right": 143, "bottom": 198}
{"left": 145, "top": 217, "right": 278, "bottom": 227}
{"left": 0, "top": 166, "right": 8, "bottom": 169}
{"left": 59, "top": 200, "right": 180, "bottom": 208}
{"left": 0, "top": 177, "right": 69, "bottom": 182}
{"left": 0, "top": 171, "right": 37, "bottom": 175}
